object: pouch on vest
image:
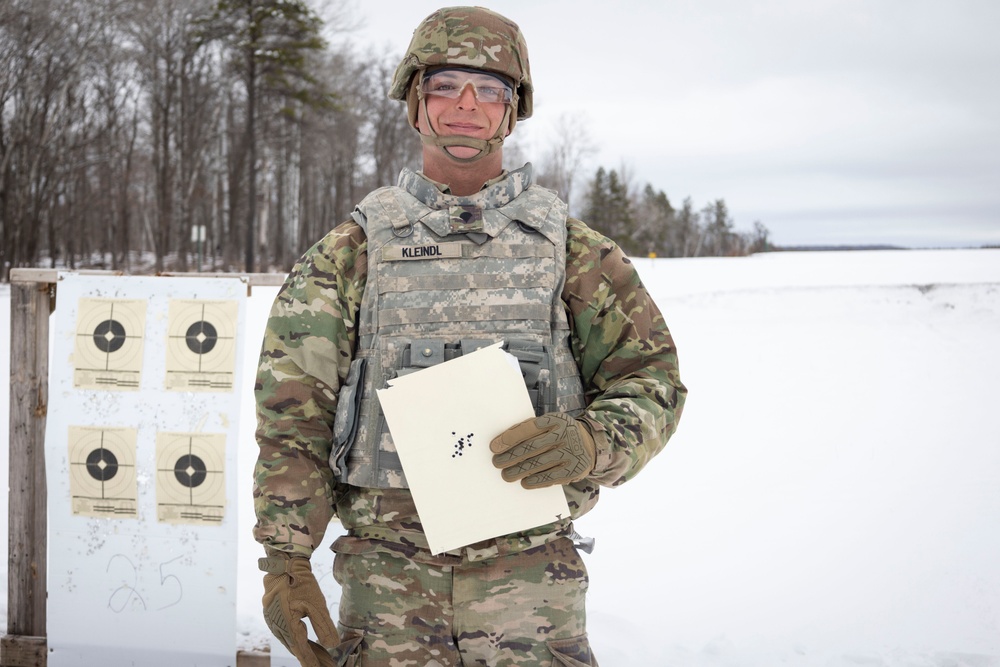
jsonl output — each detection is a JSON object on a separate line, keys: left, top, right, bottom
{"left": 394, "top": 339, "right": 553, "bottom": 414}
{"left": 398, "top": 338, "right": 447, "bottom": 376}
{"left": 505, "top": 340, "right": 554, "bottom": 416}
{"left": 331, "top": 357, "right": 366, "bottom": 479}
{"left": 396, "top": 339, "right": 497, "bottom": 377}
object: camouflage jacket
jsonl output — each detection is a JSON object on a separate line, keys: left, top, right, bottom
{"left": 254, "top": 168, "right": 687, "bottom": 563}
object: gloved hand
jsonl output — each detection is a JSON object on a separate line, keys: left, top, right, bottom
{"left": 259, "top": 552, "right": 339, "bottom": 667}
{"left": 490, "top": 413, "right": 597, "bottom": 489}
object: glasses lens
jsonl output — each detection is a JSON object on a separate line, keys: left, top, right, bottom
{"left": 421, "top": 71, "right": 512, "bottom": 104}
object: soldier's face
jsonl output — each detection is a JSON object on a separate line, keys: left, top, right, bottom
{"left": 417, "top": 80, "right": 509, "bottom": 160}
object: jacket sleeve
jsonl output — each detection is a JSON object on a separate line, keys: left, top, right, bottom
{"left": 564, "top": 218, "right": 687, "bottom": 487}
{"left": 252, "top": 221, "right": 367, "bottom": 556}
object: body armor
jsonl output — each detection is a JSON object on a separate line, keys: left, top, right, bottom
{"left": 331, "top": 165, "right": 586, "bottom": 488}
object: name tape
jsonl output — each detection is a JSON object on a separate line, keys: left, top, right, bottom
{"left": 383, "top": 243, "right": 464, "bottom": 261}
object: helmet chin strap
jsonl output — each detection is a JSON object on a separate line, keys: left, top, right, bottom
{"left": 414, "top": 71, "right": 515, "bottom": 164}
{"left": 418, "top": 125, "right": 508, "bottom": 164}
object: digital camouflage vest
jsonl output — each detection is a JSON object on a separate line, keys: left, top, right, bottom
{"left": 330, "top": 165, "right": 586, "bottom": 488}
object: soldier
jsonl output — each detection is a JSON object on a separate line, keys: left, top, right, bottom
{"left": 254, "top": 6, "right": 686, "bottom": 666}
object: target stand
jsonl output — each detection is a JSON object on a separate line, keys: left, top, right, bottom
{"left": 5, "top": 268, "right": 285, "bottom": 667}
{"left": 39, "top": 273, "right": 248, "bottom": 667}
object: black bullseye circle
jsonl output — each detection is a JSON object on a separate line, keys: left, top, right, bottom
{"left": 85, "top": 448, "right": 119, "bottom": 481}
{"left": 185, "top": 320, "right": 218, "bottom": 354}
{"left": 173, "top": 454, "right": 207, "bottom": 488}
{"left": 93, "top": 319, "right": 127, "bottom": 353}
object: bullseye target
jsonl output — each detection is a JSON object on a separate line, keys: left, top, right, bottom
{"left": 165, "top": 299, "right": 238, "bottom": 392}
{"left": 73, "top": 298, "right": 147, "bottom": 390}
{"left": 68, "top": 426, "right": 138, "bottom": 518}
{"left": 155, "top": 432, "right": 226, "bottom": 525}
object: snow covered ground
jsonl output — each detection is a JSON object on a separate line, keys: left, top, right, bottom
{"left": 3, "top": 248, "right": 999, "bottom": 666}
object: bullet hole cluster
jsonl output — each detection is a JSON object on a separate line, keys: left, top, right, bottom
{"left": 451, "top": 431, "right": 475, "bottom": 458}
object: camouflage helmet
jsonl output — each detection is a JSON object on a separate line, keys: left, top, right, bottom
{"left": 389, "top": 7, "right": 533, "bottom": 162}
{"left": 389, "top": 6, "right": 533, "bottom": 121}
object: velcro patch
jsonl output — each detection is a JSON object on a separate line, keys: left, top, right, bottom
{"left": 383, "top": 243, "right": 464, "bottom": 261}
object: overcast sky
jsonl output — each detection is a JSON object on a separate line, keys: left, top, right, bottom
{"left": 338, "top": 0, "right": 1000, "bottom": 248}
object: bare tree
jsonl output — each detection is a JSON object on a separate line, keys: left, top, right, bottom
{"left": 701, "top": 199, "right": 738, "bottom": 256}
{"left": 127, "top": 0, "right": 192, "bottom": 270}
{"left": 366, "top": 54, "right": 421, "bottom": 190}
{"left": 535, "top": 112, "right": 596, "bottom": 215}
{"left": 89, "top": 3, "right": 141, "bottom": 270}
{"left": 0, "top": 0, "right": 110, "bottom": 277}
{"left": 674, "top": 197, "right": 701, "bottom": 258}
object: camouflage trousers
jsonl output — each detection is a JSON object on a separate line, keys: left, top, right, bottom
{"left": 329, "top": 537, "right": 597, "bottom": 666}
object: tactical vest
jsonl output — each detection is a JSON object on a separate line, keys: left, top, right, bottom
{"left": 330, "top": 165, "right": 587, "bottom": 489}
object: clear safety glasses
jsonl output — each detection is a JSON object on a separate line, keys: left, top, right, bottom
{"left": 420, "top": 69, "right": 513, "bottom": 105}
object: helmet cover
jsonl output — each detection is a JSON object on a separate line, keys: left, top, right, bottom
{"left": 390, "top": 6, "right": 533, "bottom": 124}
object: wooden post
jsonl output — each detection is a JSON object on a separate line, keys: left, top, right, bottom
{"left": 3, "top": 277, "right": 51, "bottom": 666}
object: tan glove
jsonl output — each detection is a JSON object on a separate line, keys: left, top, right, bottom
{"left": 490, "top": 413, "right": 597, "bottom": 489}
{"left": 259, "top": 553, "right": 339, "bottom": 667}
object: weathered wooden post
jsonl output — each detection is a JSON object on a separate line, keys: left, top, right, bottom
{"left": 3, "top": 270, "right": 52, "bottom": 667}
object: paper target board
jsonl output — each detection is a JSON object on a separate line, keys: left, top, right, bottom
{"left": 44, "top": 273, "right": 247, "bottom": 667}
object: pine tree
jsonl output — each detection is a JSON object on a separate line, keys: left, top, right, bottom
{"left": 582, "top": 167, "right": 611, "bottom": 238}
{"left": 196, "top": 0, "right": 333, "bottom": 271}
{"left": 702, "top": 199, "right": 735, "bottom": 256}
{"left": 582, "top": 166, "right": 642, "bottom": 252}
{"left": 634, "top": 184, "right": 674, "bottom": 257}
{"left": 605, "top": 169, "right": 635, "bottom": 252}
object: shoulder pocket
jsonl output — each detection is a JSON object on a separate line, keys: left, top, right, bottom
{"left": 331, "top": 358, "right": 367, "bottom": 479}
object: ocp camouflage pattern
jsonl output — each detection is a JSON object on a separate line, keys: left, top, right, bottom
{"left": 254, "top": 184, "right": 686, "bottom": 559}
{"left": 389, "top": 6, "right": 533, "bottom": 120}
{"left": 330, "top": 538, "right": 594, "bottom": 665}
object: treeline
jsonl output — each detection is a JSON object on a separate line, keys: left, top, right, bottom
{"left": 0, "top": 0, "right": 421, "bottom": 280}
{"left": 579, "top": 167, "right": 770, "bottom": 258}
{"left": 0, "top": 0, "right": 767, "bottom": 282}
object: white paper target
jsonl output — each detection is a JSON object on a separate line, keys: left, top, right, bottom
{"left": 165, "top": 299, "right": 239, "bottom": 391}
{"left": 67, "top": 425, "right": 138, "bottom": 518}
{"left": 72, "top": 298, "right": 147, "bottom": 390}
